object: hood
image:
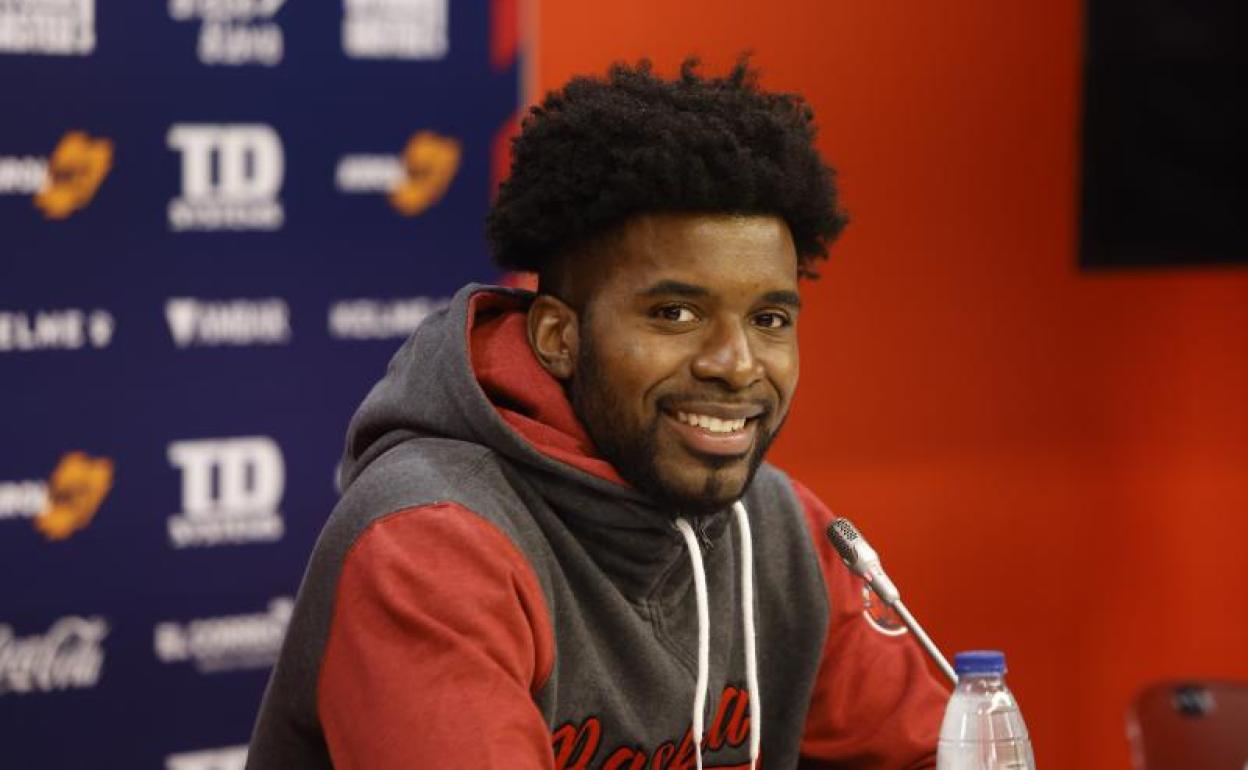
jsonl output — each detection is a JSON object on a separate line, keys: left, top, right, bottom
{"left": 338, "top": 283, "right": 740, "bottom": 599}
{"left": 338, "top": 283, "right": 646, "bottom": 503}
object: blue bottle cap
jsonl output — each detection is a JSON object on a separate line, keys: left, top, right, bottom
{"left": 954, "top": 650, "right": 1007, "bottom": 675}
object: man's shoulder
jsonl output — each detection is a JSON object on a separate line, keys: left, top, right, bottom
{"left": 319, "top": 437, "right": 533, "bottom": 559}
{"left": 344, "top": 437, "right": 509, "bottom": 504}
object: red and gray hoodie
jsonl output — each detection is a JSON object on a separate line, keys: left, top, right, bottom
{"left": 247, "top": 284, "right": 948, "bottom": 770}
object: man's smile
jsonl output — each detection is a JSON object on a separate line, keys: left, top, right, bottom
{"left": 660, "top": 401, "right": 768, "bottom": 457}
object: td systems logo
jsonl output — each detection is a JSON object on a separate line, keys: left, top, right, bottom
{"left": 0, "top": 452, "right": 114, "bottom": 541}
{"left": 167, "top": 124, "right": 284, "bottom": 231}
{"left": 335, "top": 130, "right": 460, "bottom": 216}
{"left": 0, "top": 131, "right": 113, "bottom": 219}
{"left": 167, "top": 437, "right": 284, "bottom": 548}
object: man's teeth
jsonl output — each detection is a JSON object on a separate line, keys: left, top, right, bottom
{"left": 675, "top": 411, "right": 748, "bottom": 433}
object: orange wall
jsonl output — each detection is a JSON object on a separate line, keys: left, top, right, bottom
{"left": 535, "top": 1, "right": 1248, "bottom": 768}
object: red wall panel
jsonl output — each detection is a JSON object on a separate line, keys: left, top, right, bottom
{"left": 535, "top": 2, "right": 1248, "bottom": 768}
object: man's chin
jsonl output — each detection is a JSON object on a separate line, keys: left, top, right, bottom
{"left": 653, "top": 463, "right": 753, "bottom": 517}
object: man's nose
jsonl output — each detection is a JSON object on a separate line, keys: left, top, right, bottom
{"left": 691, "top": 318, "right": 764, "bottom": 390}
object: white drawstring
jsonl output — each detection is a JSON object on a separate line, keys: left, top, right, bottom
{"left": 732, "top": 500, "right": 761, "bottom": 770}
{"left": 674, "top": 501, "right": 761, "bottom": 770}
{"left": 673, "top": 517, "right": 710, "bottom": 770}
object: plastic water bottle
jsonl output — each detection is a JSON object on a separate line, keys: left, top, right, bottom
{"left": 937, "top": 650, "right": 1036, "bottom": 770}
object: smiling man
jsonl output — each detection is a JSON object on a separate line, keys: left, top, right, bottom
{"left": 248, "top": 60, "right": 947, "bottom": 770}
{"left": 534, "top": 212, "right": 800, "bottom": 517}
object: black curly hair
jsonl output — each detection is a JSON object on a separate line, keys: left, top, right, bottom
{"left": 486, "top": 57, "right": 848, "bottom": 280}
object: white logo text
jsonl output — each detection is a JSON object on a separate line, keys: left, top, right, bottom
{"left": 0, "top": 308, "right": 115, "bottom": 352}
{"left": 342, "top": 0, "right": 447, "bottom": 60}
{"left": 167, "top": 124, "right": 284, "bottom": 231}
{"left": 328, "top": 296, "right": 447, "bottom": 339}
{"left": 167, "top": 437, "right": 285, "bottom": 548}
{"left": 165, "top": 297, "right": 291, "bottom": 347}
{"left": 0, "top": 616, "right": 108, "bottom": 696}
{"left": 154, "top": 597, "right": 292, "bottom": 673}
{"left": 0, "top": 0, "right": 95, "bottom": 56}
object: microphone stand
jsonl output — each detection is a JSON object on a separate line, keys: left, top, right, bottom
{"left": 826, "top": 518, "right": 958, "bottom": 687}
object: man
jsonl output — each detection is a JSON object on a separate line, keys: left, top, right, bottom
{"left": 248, "top": 59, "right": 947, "bottom": 769}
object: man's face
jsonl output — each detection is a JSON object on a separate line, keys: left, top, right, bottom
{"left": 568, "top": 213, "right": 800, "bottom": 515}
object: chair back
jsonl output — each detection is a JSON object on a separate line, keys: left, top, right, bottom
{"left": 1126, "top": 681, "right": 1248, "bottom": 770}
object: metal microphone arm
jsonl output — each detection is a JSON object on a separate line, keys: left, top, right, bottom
{"left": 892, "top": 600, "right": 957, "bottom": 685}
{"left": 826, "top": 518, "right": 958, "bottom": 686}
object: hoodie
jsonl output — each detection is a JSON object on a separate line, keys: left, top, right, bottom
{"left": 247, "top": 283, "right": 947, "bottom": 770}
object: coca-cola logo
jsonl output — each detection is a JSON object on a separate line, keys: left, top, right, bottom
{"left": 0, "top": 616, "right": 108, "bottom": 696}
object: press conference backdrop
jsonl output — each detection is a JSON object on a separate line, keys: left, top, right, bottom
{"left": 0, "top": 2, "right": 520, "bottom": 767}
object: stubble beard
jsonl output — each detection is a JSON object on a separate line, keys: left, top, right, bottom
{"left": 568, "top": 329, "right": 782, "bottom": 518}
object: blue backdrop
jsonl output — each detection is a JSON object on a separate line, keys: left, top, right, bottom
{"left": 0, "top": 2, "right": 520, "bottom": 766}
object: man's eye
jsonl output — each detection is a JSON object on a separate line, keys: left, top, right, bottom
{"left": 654, "top": 305, "right": 697, "bottom": 323}
{"left": 753, "top": 312, "right": 791, "bottom": 329}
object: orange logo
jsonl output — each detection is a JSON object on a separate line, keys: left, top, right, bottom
{"left": 389, "top": 130, "right": 460, "bottom": 216}
{"left": 34, "top": 452, "right": 114, "bottom": 541}
{"left": 34, "top": 131, "right": 114, "bottom": 219}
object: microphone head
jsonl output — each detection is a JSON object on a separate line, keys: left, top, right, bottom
{"left": 826, "top": 518, "right": 861, "bottom": 566}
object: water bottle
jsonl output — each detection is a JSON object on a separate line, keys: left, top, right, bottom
{"left": 937, "top": 650, "right": 1036, "bottom": 770}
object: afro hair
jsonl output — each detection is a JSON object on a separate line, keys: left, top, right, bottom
{"left": 486, "top": 57, "right": 848, "bottom": 279}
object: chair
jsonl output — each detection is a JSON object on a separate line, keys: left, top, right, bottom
{"left": 1126, "top": 681, "right": 1248, "bottom": 769}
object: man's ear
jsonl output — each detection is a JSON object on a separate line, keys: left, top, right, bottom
{"left": 527, "top": 294, "right": 580, "bottom": 380}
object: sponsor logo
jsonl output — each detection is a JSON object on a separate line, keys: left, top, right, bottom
{"left": 335, "top": 130, "right": 460, "bottom": 216}
{"left": 0, "top": 307, "right": 115, "bottom": 352}
{"left": 0, "top": 308, "right": 116, "bottom": 351}
{"left": 154, "top": 597, "right": 292, "bottom": 673}
{"left": 33, "top": 451, "right": 114, "bottom": 541}
{"left": 0, "top": 0, "right": 95, "bottom": 56}
{"left": 0, "top": 616, "right": 108, "bottom": 696}
{"left": 34, "top": 130, "right": 113, "bottom": 218}
{"left": 167, "top": 124, "right": 284, "bottom": 231}
{"left": 861, "top": 583, "right": 907, "bottom": 637}
{"left": 167, "top": 436, "right": 285, "bottom": 548}
{"left": 341, "top": 0, "right": 447, "bottom": 60}
{"left": 169, "top": 0, "right": 285, "bottom": 66}
{"left": 0, "top": 479, "right": 46, "bottom": 520}
{"left": 1, "top": 453, "right": 113, "bottom": 540}
{"left": 165, "top": 297, "right": 291, "bottom": 348}
{"left": 0, "top": 131, "right": 112, "bottom": 217}
{"left": 327, "top": 296, "right": 448, "bottom": 339}
{"left": 0, "top": 156, "right": 46, "bottom": 194}
{"left": 166, "top": 745, "right": 249, "bottom": 770}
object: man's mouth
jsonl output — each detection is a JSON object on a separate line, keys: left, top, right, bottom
{"left": 673, "top": 411, "right": 748, "bottom": 434}
{"left": 661, "top": 404, "right": 765, "bottom": 457}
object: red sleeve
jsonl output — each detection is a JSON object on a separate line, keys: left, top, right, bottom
{"left": 317, "top": 502, "right": 556, "bottom": 770}
{"left": 793, "top": 481, "right": 949, "bottom": 770}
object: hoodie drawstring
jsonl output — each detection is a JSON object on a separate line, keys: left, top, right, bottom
{"left": 674, "top": 517, "right": 711, "bottom": 770}
{"left": 673, "top": 500, "right": 761, "bottom": 770}
{"left": 732, "top": 500, "right": 762, "bottom": 770}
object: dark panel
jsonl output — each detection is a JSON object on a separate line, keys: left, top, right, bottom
{"left": 1079, "top": 0, "right": 1245, "bottom": 268}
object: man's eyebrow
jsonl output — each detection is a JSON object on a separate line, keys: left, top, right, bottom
{"left": 761, "top": 290, "right": 802, "bottom": 310}
{"left": 638, "top": 280, "right": 710, "bottom": 298}
{"left": 638, "top": 282, "right": 802, "bottom": 310}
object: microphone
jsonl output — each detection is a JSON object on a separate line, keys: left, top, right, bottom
{"left": 826, "top": 517, "right": 958, "bottom": 686}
